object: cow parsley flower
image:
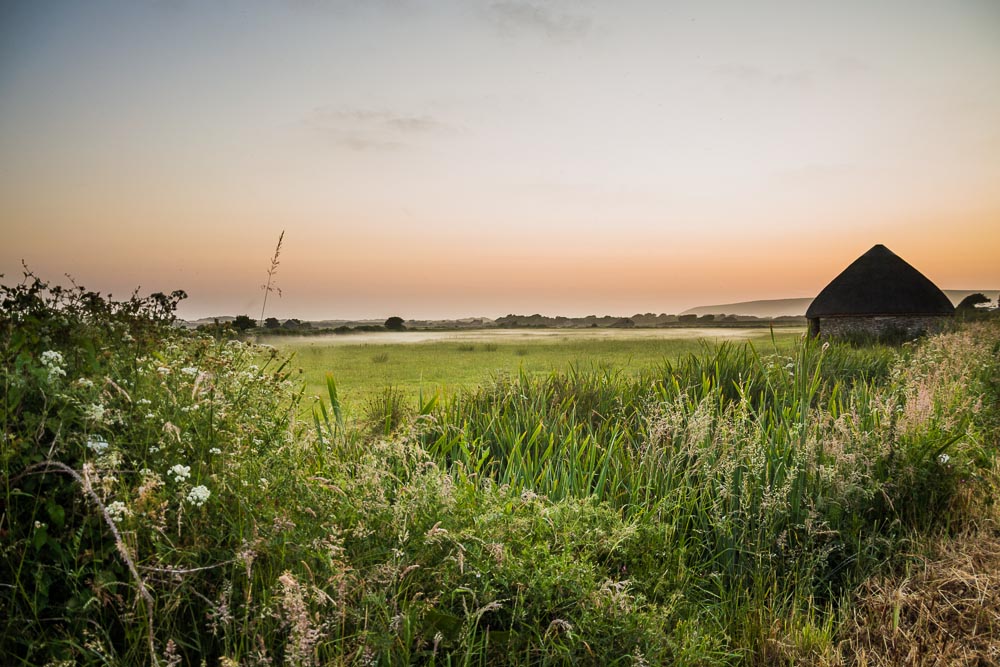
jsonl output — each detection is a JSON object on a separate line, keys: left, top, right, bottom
{"left": 107, "top": 501, "right": 130, "bottom": 523}
{"left": 40, "top": 350, "right": 66, "bottom": 382}
{"left": 169, "top": 464, "right": 191, "bottom": 483}
{"left": 87, "top": 436, "right": 109, "bottom": 454}
{"left": 186, "top": 485, "right": 211, "bottom": 507}
{"left": 181, "top": 367, "right": 199, "bottom": 376}
{"left": 209, "top": 447, "right": 222, "bottom": 455}
{"left": 83, "top": 403, "right": 106, "bottom": 423}
{"left": 41, "top": 350, "right": 63, "bottom": 366}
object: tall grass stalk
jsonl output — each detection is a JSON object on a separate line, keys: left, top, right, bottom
{"left": 258, "top": 230, "right": 284, "bottom": 326}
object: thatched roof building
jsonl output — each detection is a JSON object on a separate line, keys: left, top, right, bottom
{"left": 807, "top": 244, "right": 954, "bottom": 338}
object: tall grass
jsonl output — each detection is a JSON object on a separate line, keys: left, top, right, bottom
{"left": 412, "top": 333, "right": 994, "bottom": 657}
{"left": 3, "top": 275, "right": 998, "bottom": 665}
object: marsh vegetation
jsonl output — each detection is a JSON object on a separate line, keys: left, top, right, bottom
{"left": 3, "top": 278, "right": 999, "bottom": 665}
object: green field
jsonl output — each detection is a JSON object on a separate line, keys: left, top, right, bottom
{"left": 264, "top": 327, "right": 805, "bottom": 411}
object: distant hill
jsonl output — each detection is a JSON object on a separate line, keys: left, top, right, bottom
{"left": 682, "top": 290, "right": 999, "bottom": 318}
{"left": 681, "top": 299, "right": 813, "bottom": 318}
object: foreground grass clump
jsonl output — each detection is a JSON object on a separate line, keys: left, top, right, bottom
{"left": 412, "top": 327, "right": 999, "bottom": 660}
{"left": 3, "top": 275, "right": 999, "bottom": 665}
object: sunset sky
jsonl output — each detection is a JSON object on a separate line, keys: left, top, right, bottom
{"left": 1, "top": 1, "right": 998, "bottom": 320}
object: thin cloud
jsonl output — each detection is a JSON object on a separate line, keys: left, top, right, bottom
{"left": 307, "top": 108, "right": 448, "bottom": 133}
{"left": 334, "top": 136, "right": 405, "bottom": 152}
{"left": 301, "top": 106, "right": 449, "bottom": 151}
{"left": 716, "top": 64, "right": 813, "bottom": 90}
{"left": 486, "top": 1, "right": 591, "bottom": 41}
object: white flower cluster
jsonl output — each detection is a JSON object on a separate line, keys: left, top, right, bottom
{"left": 169, "top": 464, "right": 191, "bottom": 483}
{"left": 41, "top": 350, "right": 63, "bottom": 366}
{"left": 40, "top": 350, "right": 66, "bottom": 382}
{"left": 87, "top": 436, "right": 109, "bottom": 454}
{"left": 83, "top": 403, "right": 106, "bottom": 423}
{"left": 186, "top": 485, "right": 211, "bottom": 507}
{"left": 938, "top": 453, "right": 950, "bottom": 465}
{"left": 181, "top": 367, "right": 199, "bottom": 376}
{"left": 106, "top": 500, "right": 130, "bottom": 523}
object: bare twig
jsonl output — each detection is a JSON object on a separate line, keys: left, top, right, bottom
{"left": 23, "top": 461, "right": 160, "bottom": 667}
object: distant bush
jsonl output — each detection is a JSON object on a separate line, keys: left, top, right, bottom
{"left": 232, "top": 314, "right": 255, "bottom": 331}
{"left": 956, "top": 293, "right": 990, "bottom": 312}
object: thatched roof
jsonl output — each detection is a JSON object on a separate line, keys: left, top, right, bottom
{"left": 806, "top": 245, "right": 954, "bottom": 318}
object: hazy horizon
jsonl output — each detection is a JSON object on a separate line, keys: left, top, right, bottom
{"left": 2, "top": 1, "right": 998, "bottom": 321}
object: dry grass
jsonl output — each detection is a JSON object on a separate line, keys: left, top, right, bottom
{"left": 839, "top": 520, "right": 1000, "bottom": 666}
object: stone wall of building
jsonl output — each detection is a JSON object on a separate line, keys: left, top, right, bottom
{"left": 817, "top": 315, "right": 950, "bottom": 339}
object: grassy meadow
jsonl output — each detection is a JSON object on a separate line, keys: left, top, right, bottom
{"left": 3, "top": 278, "right": 999, "bottom": 666}
{"left": 264, "top": 328, "right": 803, "bottom": 411}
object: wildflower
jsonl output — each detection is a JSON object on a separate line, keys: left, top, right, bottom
{"left": 41, "top": 350, "right": 64, "bottom": 366}
{"left": 137, "top": 398, "right": 152, "bottom": 405}
{"left": 87, "top": 436, "right": 109, "bottom": 454}
{"left": 40, "top": 351, "right": 66, "bottom": 382}
{"left": 209, "top": 447, "right": 222, "bottom": 455}
{"left": 34, "top": 521, "right": 44, "bottom": 530}
{"left": 938, "top": 453, "right": 950, "bottom": 465}
{"left": 107, "top": 500, "right": 130, "bottom": 523}
{"left": 169, "top": 464, "right": 191, "bottom": 483}
{"left": 186, "top": 485, "right": 211, "bottom": 507}
{"left": 83, "top": 403, "right": 106, "bottom": 423}
{"left": 157, "top": 367, "right": 170, "bottom": 375}
{"left": 181, "top": 367, "right": 199, "bottom": 376}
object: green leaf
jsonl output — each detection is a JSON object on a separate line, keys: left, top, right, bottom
{"left": 46, "top": 499, "right": 66, "bottom": 529}
{"left": 325, "top": 373, "right": 343, "bottom": 425}
{"left": 32, "top": 525, "right": 48, "bottom": 551}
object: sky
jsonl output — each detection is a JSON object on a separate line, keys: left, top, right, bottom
{"left": 1, "top": 0, "right": 998, "bottom": 320}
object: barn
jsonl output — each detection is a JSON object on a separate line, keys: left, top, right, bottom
{"left": 806, "top": 244, "right": 954, "bottom": 338}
